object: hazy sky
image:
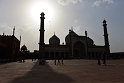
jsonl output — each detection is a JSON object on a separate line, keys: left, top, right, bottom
{"left": 0, "top": 0, "right": 124, "bottom": 52}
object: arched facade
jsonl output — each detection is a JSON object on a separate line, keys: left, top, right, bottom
{"left": 43, "top": 29, "right": 107, "bottom": 60}
{"left": 73, "top": 41, "right": 86, "bottom": 58}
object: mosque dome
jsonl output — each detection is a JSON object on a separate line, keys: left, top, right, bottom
{"left": 21, "top": 45, "right": 27, "bottom": 51}
{"left": 65, "top": 30, "right": 78, "bottom": 45}
{"left": 49, "top": 34, "right": 60, "bottom": 45}
{"left": 87, "top": 37, "right": 94, "bottom": 46}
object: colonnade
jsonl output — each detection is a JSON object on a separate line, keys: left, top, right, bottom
{"left": 45, "top": 51, "right": 69, "bottom": 59}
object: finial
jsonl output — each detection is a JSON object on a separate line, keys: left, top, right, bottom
{"left": 3, "top": 31, "right": 5, "bottom": 35}
{"left": 85, "top": 30, "right": 87, "bottom": 37}
{"left": 20, "top": 35, "right": 21, "bottom": 44}
{"left": 13, "top": 26, "right": 15, "bottom": 36}
{"left": 20, "top": 35, "right": 21, "bottom": 41}
{"left": 103, "top": 20, "right": 106, "bottom": 24}
{"left": 40, "top": 12, "right": 45, "bottom": 15}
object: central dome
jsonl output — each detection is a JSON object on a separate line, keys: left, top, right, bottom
{"left": 65, "top": 30, "right": 78, "bottom": 45}
{"left": 49, "top": 34, "right": 60, "bottom": 45}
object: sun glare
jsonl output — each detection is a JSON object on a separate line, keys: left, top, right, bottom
{"left": 31, "top": 2, "right": 54, "bottom": 22}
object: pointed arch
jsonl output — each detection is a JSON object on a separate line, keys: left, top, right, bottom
{"left": 73, "top": 41, "right": 86, "bottom": 58}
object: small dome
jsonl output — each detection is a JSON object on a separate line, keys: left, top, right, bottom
{"left": 103, "top": 20, "right": 106, "bottom": 24}
{"left": 87, "top": 37, "right": 94, "bottom": 46}
{"left": 21, "top": 45, "right": 27, "bottom": 51}
{"left": 65, "top": 30, "right": 78, "bottom": 45}
{"left": 49, "top": 34, "right": 60, "bottom": 45}
{"left": 40, "top": 12, "right": 45, "bottom": 16}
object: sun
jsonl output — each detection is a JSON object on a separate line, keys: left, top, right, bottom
{"left": 31, "top": 2, "right": 54, "bottom": 22}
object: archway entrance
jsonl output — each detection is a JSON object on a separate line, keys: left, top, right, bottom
{"left": 73, "top": 49, "right": 79, "bottom": 58}
{"left": 73, "top": 41, "right": 86, "bottom": 59}
{"left": 45, "top": 52, "right": 49, "bottom": 59}
{"left": 50, "top": 52, "right": 54, "bottom": 59}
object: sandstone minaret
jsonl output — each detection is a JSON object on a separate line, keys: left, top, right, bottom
{"left": 39, "top": 12, "right": 45, "bottom": 58}
{"left": 103, "top": 20, "right": 110, "bottom": 56}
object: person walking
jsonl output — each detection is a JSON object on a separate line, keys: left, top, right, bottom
{"left": 97, "top": 55, "right": 101, "bottom": 65}
{"left": 61, "top": 58, "right": 64, "bottom": 65}
{"left": 102, "top": 53, "right": 106, "bottom": 65}
{"left": 57, "top": 58, "right": 61, "bottom": 66}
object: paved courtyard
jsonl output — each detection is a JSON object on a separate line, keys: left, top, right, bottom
{"left": 0, "top": 59, "right": 124, "bottom": 83}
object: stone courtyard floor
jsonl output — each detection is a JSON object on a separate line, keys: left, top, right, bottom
{"left": 0, "top": 59, "right": 124, "bottom": 83}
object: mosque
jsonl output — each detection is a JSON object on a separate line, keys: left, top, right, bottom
{"left": 1, "top": 12, "right": 124, "bottom": 62}
{"left": 38, "top": 12, "right": 110, "bottom": 59}
{"left": 1, "top": 10, "right": 124, "bottom": 62}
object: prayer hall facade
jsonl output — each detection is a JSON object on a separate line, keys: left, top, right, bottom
{"left": 38, "top": 12, "right": 110, "bottom": 59}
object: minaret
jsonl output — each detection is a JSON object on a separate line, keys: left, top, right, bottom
{"left": 85, "top": 30, "right": 88, "bottom": 58}
{"left": 19, "top": 35, "right": 21, "bottom": 51}
{"left": 103, "top": 20, "right": 110, "bottom": 56}
{"left": 39, "top": 12, "right": 45, "bottom": 58}
{"left": 69, "top": 29, "right": 72, "bottom": 57}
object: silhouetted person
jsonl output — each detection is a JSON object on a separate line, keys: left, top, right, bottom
{"left": 32, "top": 57, "right": 34, "bottom": 61}
{"left": 39, "top": 58, "right": 42, "bottom": 65}
{"left": 97, "top": 55, "right": 101, "bottom": 65}
{"left": 22, "top": 58, "right": 25, "bottom": 63}
{"left": 61, "top": 58, "right": 64, "bottom": 65}
{"left": 42, "top": 58, "right": 45, "bottom": 65}
{"left": 19, "top": 58, "right": 22, "bottom": 63}
{"left": 57, "top": 58, "right": 61, "bottom": 66}
{"left": 39, "top": 58, "right": 45, "bottom": 65}
{"left": 102, "top": 53, "right": 106, "bottom": 65}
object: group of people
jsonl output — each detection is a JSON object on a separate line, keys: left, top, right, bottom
{"left": 54, "top": 58, "right": 64, "bottom": 66}
{"left": 32, "top": 58, "right": 36, "bottom": 61}
{"left": 97, "top": 55, "right": 106, "bottom": 65}
{"left": 39, "top": 58, "right": 45, "bottom": 65}
{"left": 38, "top": 57, "right": 64, "bottom": 66}
{"left": 19, "top": 58, "right": 25, "bottom": 63}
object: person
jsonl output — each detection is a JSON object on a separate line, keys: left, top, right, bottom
{"left": 34, "top": 58, "right": 36, "bottom": 61}
{"left": 39, "top": 58, "right": 43, "bottom": 65}
{"left": 22, "top": 58, "right": 25, "bottom": 63}
{"left": 42, "top": 58, "right": 45, "bottom": 65}
{"left": 103, "top": 58, "right": 106, "bottom": 65}
{"left": 32, "top": 57, "right": 34, "bottom": 61}
{"left": 61, "top": 58, "right": 64, "bottom": 65}
{"left": 102, "top": 53, "right": 106, "bottom": 65}
{"left": 57, "top": 58, "right": 61, "bottom": 66}
{"left": 97, "top": 55, "right": 101, "bottom": 65}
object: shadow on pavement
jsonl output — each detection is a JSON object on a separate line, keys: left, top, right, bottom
{"left": 12, "top": 60, "right": 74, "bottom": 83}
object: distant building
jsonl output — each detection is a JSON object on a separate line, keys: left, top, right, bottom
{"left": 20, "top": 45, "right": 38, "bottom": 59}
{"left": 38, "top": 12, "right": 110, "bottom": 59}
{"left": 0, "top": 28, "right": 20, "bottom": 62}
{"left": 110, "top": 52, "right": 124, "bottom": 59}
